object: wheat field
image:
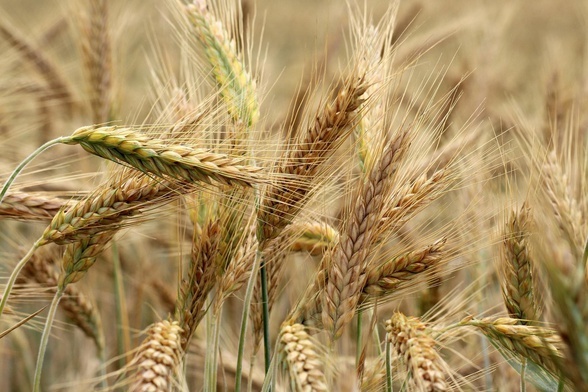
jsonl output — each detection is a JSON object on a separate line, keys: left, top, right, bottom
{"left": 0, "top": 0, "right": 587, "bottom": 391}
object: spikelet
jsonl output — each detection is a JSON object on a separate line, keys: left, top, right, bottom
{"left": 386, "top": 312, "right": 448, "bottom": 391}
{"left": 287, "top": 220, "right": 340, "bottom": 256}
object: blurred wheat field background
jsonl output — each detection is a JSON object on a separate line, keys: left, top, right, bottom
{"left": 1, "top": 0, "right": 588, "bottom": 391}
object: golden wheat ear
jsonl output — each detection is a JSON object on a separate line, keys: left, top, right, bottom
{"left": 386, "top": 312, "right": 449, "bottom": 391}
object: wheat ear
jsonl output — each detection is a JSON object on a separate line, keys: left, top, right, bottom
{"left": 185, "top": 0, "right": 259, "bottom": 129}
{"left": 0, "top": 191, "right": 71, "bottom": 221}
{"left": 362, "top": 239, "right": 446, "bottom": 302}
{"left": 500, "top": 203, "right": 542, "bottom": 323}
{"left": 79, "top": 0, "right": 113, "bottom": 123}
{"left": 279, "top": 323, "right": 328, "bottom": 392}
{"left": 542, "top": 151, "right": 584, "bottom": 256}
{"left": 128, "top": 320, "right": 184, "bottom": 392}
{"left": 20, "top": 246, "right": 104, "bottom": 354}
{"left": 61, "top": 126, "right": 264, "bottom": 187}
{"left": 287, "top": 220, "right": 340, "bottom": 255}
{"left": 386, "top": 312, "right": 448, "bottom": 391}
{"left": 322, "top": 131, "right": 410, "bottom": 339}
{"left": 257, "top": 75, "right": 367, "bottom": 244}
{"left": 0, "top": 20, "right": 73, "bottom": 112}
{"left": 176, "top": 219, "right": 221, "bottom": 350}
{"left": 460, "top": 316, "right": 563, "bottom": 377}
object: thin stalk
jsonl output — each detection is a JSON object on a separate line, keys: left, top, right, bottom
{"left": 33, "top": 286, "right": 64, "bottom": 392}
{"left": 520, "top": 358, "right": 527, "bottom": 392}
{"left": 260, "top": 254, "right": 271, "bottom": 373}
{"left": 1, "top": 137, "right": 65, "bottom": 203}
{"left": 385, "top": 338, "right": 393, "bottom": 392}
{"left": 0, "top": 239, "right": 42, "bottom": 318}
{"left": 356, "top": 310, "right": 363, "bottom": 366}
{"left": 204, "top": 309, "right": 222, "bottom": 391}
{"left": 112, "top": 242, "right": 131, "bottom": 368}
{"left": 235, "top": 250, "right": 261, "bottom": 392}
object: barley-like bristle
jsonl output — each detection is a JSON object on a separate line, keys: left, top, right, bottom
{"left": 258, "top": 75, "right": 368, "bottom": 244}
{"left": 279, "top": 323, "right": 327, "bottom": 392}
{"left": 0, "top": 191, "right": 70, "bottom": 221}
{"left": 63, "top": 126, "right": 263, "bottom": 188}
{"left": 500, "top": 203, "right": 542, "bottom": 323}
{"left": 128, "top": 320, "right": 184, "bottom": 392}
{"left": 386, "top": 312, "right": 448, "bottom": 391}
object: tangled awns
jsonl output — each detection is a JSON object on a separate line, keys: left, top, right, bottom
{"left": 1, "top": 0, "right": 588, "bottom": 391}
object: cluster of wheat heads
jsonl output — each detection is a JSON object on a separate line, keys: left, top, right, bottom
{"left": 2, "top": 0, "right": 588, "bottom": 391}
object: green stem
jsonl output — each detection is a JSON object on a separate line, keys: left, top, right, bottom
{"left": 1, "top": 137, "right": 64, "bottom": 203}
{"left": 33, "top": 286, "right": 64, "bottom": 392}
{"left": 204, "top": 310, "right": 222, "bottom": 391}
{"left": 520, "top": 358, "right": 527, "bottom": 392}
{"left": 0, "top": 240, "right": 41, "bottom": 319}
{"left": 112, "top": 242, "right": 130, "bottom": 370}
{"left": 235, "top": 250, "right": 261, "bottom": 392}
{"left": 260, "top": 254, "right": 271, "bottom": 373}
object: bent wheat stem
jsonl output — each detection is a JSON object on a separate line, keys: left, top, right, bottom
{"left": 0, "top": 240, "right": 42, "bottom": 319}
{"left": 235, "top": 249, "right": 261, "bottom": 392}
{"left": 33, "top": 286, "right": 64, "bottom": 392}
{"left": 0, "top": 137, "right": 65, "bottom": 203}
